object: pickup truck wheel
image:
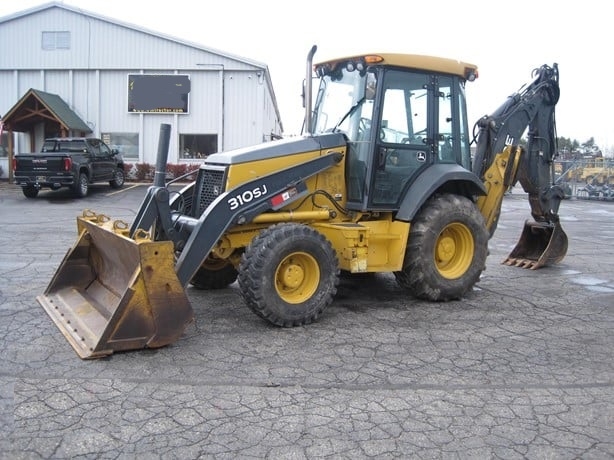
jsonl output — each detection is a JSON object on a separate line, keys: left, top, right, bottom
{"left": 73, "top": 172, "right": 89, "bottom": 198}
{"left": 110, "top": 168, "right": 125, "bottom": 189}
{"left": 394, "top": 194, "right": 488, "bottom": 301}
{"left": 238, "top": 223, "right": 339, "bottom": 327}
{"left": 22, "top": 187, "right": 39, "bottom": 198}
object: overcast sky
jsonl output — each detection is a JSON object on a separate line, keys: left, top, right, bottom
{"left": 1, "top": 0, "right": 611, "bottom": 154}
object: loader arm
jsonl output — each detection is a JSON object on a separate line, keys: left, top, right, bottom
{"left": 169, "top": 151, "right": 343, "bottom": 286}
{"left": 472, "top": 63, "right": 567, "bottom": 268}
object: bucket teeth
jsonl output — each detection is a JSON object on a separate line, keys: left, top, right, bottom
{"left": 502, "top": 257, "right": 540, "bottom": 270}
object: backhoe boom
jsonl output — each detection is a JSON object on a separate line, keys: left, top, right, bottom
{"left": 473, "top": 63, "right": 567, "bottom": 268}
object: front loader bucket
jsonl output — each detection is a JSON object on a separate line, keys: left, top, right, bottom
{"left": 503, "top": 220, "right": 568, "bottom": 270}
{"left": 37, "top": 214, "right": 194, "bottom": 359}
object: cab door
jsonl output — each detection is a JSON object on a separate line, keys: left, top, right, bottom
{"left": 89, "top": 139, "right": 114, "bottom": 180}
{"left": 369, "top": 70, "right": 434, "bottom": 209}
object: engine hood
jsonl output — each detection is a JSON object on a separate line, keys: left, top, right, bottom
{"left": 204, "top": 133, "right": 346, "bottom": 165}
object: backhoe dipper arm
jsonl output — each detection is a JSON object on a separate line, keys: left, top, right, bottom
{"left": 472, "top": 63, "right": 564, "bottom": 224}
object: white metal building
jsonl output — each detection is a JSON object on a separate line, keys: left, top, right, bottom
{"left": 0, "top": 1, "right": 283, "bottom": 179}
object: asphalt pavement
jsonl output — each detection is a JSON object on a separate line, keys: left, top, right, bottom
{"left": 0, "top": 181, "right": 613, "bottom": 459}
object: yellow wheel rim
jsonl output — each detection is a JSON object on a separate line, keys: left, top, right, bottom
{"left": 275, "top": 252, "right": 320, "bottom": 304}
{"left": 434, "top": 222, "right": 474, "bottom": 279}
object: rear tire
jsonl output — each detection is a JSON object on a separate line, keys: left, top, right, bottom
{"left": 110, "top": 168, "right": 125, "bottom": 189}
{"left": 73, "top": 172, "right": 89, "bottom": 197}
{"left": 394, "top": 194, "right": 488, "bottom": 301}
{"left": 190, "top": 258, "right": 238, "bottom": 290}
{"left": 22, "top": 187, "right": 39, "bottom": 198}
{"left": 238, "top": 223, "right": 339, "bottom": 327}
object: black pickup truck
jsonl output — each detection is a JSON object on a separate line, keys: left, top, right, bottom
{"left": 13, "top": 137, "right": 125, "bottom": 198}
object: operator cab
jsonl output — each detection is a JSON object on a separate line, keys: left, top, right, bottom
{"left": 311, "top": 54, "right": 476, "bottom": 212}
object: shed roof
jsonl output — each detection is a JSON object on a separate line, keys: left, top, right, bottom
{"left": 2, "top": 88, "right": 92, "bottom": 134}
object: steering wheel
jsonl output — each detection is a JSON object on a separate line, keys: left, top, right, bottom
{"left": 357, "top": 117, "right": 370, "bottom": 137}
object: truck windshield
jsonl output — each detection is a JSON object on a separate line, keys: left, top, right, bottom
{"left": 311, "top": 67, "right": 371, "bottom": 142}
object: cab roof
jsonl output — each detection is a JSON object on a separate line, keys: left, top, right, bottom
{"left": 315, "top": 53, "right": 478, "bottom": 80}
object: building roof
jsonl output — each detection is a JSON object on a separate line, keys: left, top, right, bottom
{"left": 0, "top": 1, "right": 269, "bottom": 70}
{"left": 0, "top": 1, "right": 282, "bottom": 131}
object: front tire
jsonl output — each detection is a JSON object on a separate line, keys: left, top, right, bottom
{"left": 238, "top": 223, "right": 339, "bottom": 327}
{"left": 73, "top": 172, "right": 89, "bottom": 197}
{"left": 110, "top": 167, "right": 125, "bottom": 189}
{"left": 394, "top": 194, "right": 488, "bottom": 301}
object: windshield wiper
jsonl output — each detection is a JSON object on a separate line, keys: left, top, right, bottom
{"left": 332, "top": 97, "right": 365, "bottom": 132}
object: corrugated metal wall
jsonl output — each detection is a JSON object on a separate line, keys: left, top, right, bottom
{"left": 0, "top": 4, "right": 282, "bottom": 171}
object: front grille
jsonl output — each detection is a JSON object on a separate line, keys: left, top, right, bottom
{"left": 192, "top": 166, "right": 227, "bottom": 217}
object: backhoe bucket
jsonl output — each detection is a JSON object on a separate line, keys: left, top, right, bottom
{"left": 37, "top": 214, "right": 194, "bottom": 359}
{"left": 503, "top": 220, "right": 568, "bottom": 270}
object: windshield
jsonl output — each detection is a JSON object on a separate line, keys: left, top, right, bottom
{"left": 311, "top": 67, "right": 373, "bottom": 142}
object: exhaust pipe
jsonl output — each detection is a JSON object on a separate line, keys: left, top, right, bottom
{"left": 304, "top": 45, "right": 317, "bottom": 135}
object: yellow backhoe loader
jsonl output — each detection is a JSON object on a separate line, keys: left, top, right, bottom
{"left": 38, "top": 46, "right": 568, "bottom": 358}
